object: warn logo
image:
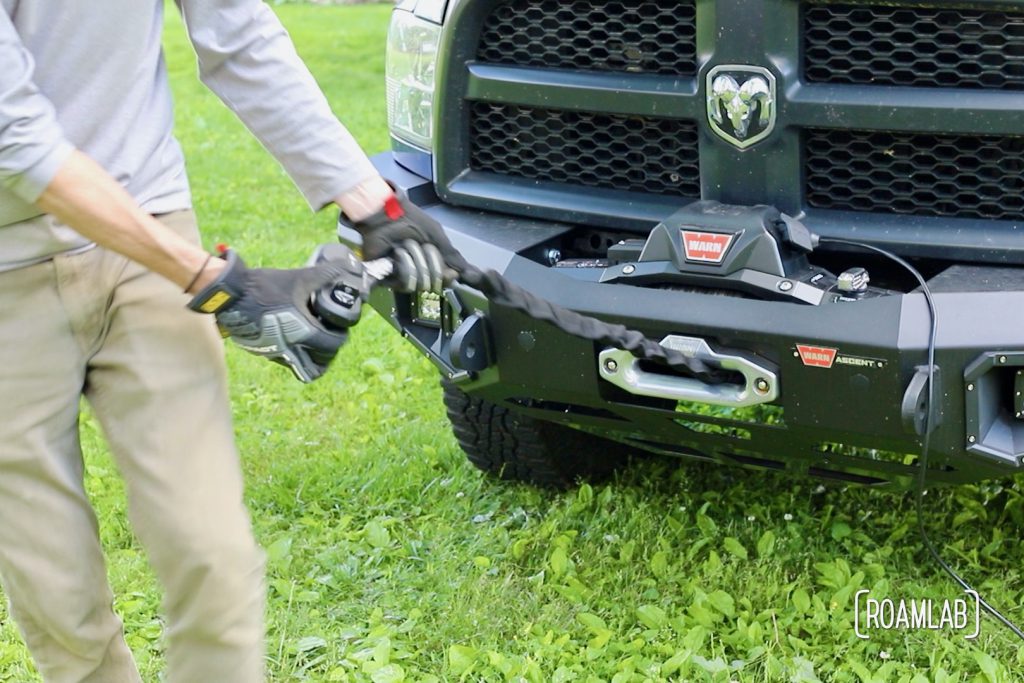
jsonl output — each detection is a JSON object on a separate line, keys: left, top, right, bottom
{"left": 681, "top": 230, "right": 735, "bottom": 264}
{"left": 796, "top": 344, "right": 838, "bottom": 368}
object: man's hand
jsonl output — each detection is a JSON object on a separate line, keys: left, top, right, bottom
{"left": 350, "top": 190, "right": 463, "bottom": 293}
{"left": 188, "top": 249, "right": 362, "bottom": 383}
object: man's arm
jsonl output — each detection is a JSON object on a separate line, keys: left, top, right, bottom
{"left": 0, "top": 8, "right": 351, "bottom": 381}
{"left": 0, "top": 12, "right": 71, "bottom": 203}
{"left": 37, "top": 151, "right": 225, "bottom": 291}
{"left": 174, "top": 0, "right": 458, "bottom": 289}
{"left": 0, "top": 11, "right": 222, "bottom": 291}
{"left": 39, "top": 149, "right": 354, "bottom": 383}
{"left": 174, "top": 0, "right": 389, "bottom": 217}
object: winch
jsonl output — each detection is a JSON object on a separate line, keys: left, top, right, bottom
{"left": 559, "top": 201, "right": 891, "bottom": 305}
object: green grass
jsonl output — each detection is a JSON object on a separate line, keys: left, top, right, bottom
{"left": 2, "top": 4, "right": 1023, "bottom": 681}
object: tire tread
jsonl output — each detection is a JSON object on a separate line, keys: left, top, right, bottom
{"left": 442, "top": 380, "right": 628, "bottom": 487}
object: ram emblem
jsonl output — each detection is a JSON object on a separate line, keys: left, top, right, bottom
{"left": 706, "top": 66, "right": 777, "bottom": 149}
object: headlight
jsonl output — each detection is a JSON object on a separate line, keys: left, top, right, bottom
{"left": 386, "top": 11, "right": 439, "bottom": 151}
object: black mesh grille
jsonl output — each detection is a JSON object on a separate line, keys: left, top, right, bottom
{"left": 804, "top": 3, "right": 1024, "bottom": 90}
{"left": 477, "top": 0, "right": 697, "bottom": 76}
{"left": 470, "top": 103, "right": 700, "bottom": 197}
{"left": 805, "top": 129, "right": 1024, "bottom": 220}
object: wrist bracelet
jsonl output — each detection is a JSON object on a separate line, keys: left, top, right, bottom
{"left": 184, "top": 253, "right": 213, "bottom": 294}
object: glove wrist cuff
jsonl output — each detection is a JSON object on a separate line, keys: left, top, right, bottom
{"left": 187, "top": 249, "right": 247, "bottom": 314}
{"left": 350, "top": 193, "right": 405, "bottom": 233}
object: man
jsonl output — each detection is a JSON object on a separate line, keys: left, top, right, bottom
{"left": 0, "top": 1, "right": 453, "bottom": 681}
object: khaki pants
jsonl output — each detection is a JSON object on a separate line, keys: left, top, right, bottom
{"left": 0, "top": 211, "right": 265, "bottom": 682}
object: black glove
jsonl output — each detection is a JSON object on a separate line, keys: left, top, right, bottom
{"left": 351, "top": 191, "right": 463, "bottom": 293}
{"left": 188, "top": 249, "right": 362, "bottom": 383}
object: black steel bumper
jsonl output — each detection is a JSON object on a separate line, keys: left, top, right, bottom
{"left": 348, "top": 154, "right": 1024, "bottom": 488}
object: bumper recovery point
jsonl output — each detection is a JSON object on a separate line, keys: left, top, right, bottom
{"left": 599, "top": 335, "right": 779, "bottom": 408}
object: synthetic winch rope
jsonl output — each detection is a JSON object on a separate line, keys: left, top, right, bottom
{"left": 445, "top": 253, "right": 732, "bottom": 384}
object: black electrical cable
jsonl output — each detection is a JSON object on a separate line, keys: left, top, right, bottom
{"left": 818, "top": 237, "right": 1024, "bottom": 642}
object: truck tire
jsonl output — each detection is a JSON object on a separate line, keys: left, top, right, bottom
{"left": 442, "top": 379, "right": 631, "bottom": 487}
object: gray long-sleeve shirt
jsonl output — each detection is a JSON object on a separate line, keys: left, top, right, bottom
{"left": 0, "top": 0, "right": 378, "bottom": 270}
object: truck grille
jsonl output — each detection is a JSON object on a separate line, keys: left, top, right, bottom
{"left": 477, "top": 0, "right": 697, "bottom": 76}
{"left": 805, "top": 129, "right": 1024, "bottom": 221}
{"left": 804, "top": 3, "right": 1024, "bottom": 90}
{"left": 443, "top": 0, "right": 1024, "bottom": 255}
{"left": 470, "top": 103, "right": 700, "bottom": 197}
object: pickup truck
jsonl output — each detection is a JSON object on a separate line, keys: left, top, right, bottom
{"left": 342, "top": 0, "right": 1024, "bottom": 488}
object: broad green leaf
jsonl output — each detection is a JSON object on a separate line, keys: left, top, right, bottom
{"left": 723, "top": 537, "right": 748, "bottom": 560}
{"left": 686, "top": 537, "right": 711, "bottom": 561}
{"left": 683, "top": 625, "right": 707, "bottom": 651}
{"left": 550, "top": 547, "right": 569, "bottom": 577}
{"left": 831, "top": 521, "right": 852, "bottom": 540}
{"left": 619, "top": 540, "right": 636, "bottom": 562}
{"left": 688, "top": 603, "right": 715, "bottom": 627}
{"left": 707, "top": 590, "right": 736, "bottom": 617}
{"left": 692, "top": 654, "right": 728, "bottom": 674}
{"left": 696, "top": 513, "right": 718, "bottom": 537}
{"left": 831, "top": 584, "right": 855, "bottom": 610}
{"left": 553, "top": 666, "right": 576, "bottom": 683}
{"left": 847, "top": 660, "right": 875, "bottom": 683}
{"left": 953, "top": 510, "right": 976, "bottom": 528}
{"left": 295, "top": 635, "right": 326, "bottom": 653}
{"left": 373, "top": 637, "right": 392, "bottom": 665}
{"left": 650, "top": 550, "right": 669, "bottom": 578}
{"left": 371, "top": 664, "right": 405, "bottom": 683}
{"left": 447, "top": 644, "right": 478, "bottom": 676}
{"left": 589, "top": 628, "right": 613, "bottom": 649}
{"left": 793, "top": 588, "right": 811, "bottom": 613}
{"left": 757, "top": 530, "right": 776, "bottom": 558}
{"left": 511, "top": 538, "right": 530, "bottom": 559}
{"left": 364, "top": 521, "right": 391, "bottom": 548}
{"left": 576, "top": 483, "right": 594, "bottom": 505}
{"left": 138, "top": 620, "right": 162, "bottom": 640}
{"left": 577, "top": 612, "right": 608, "bottom": 633}
{"left": 973, "top": 651, "right": 1001, "bottom": 683}
{"left": 789, "top": 656, "right": 823, "bottom": 683}
{"left": 265, "top": 536, "right": 293, "bottom": 563}
{"left": 118, "top": 599, "right": 145, "bottom": 614}
{"left": 552, "top": 581, "right": 586, "bottom": 603}
{"left": 636, "top": 604, "right": 668, "bottom": 629}
{"left": 814, "top": 561, "right": 845, "bottom": 588}
{"left": 662, "top": 650, "right": 691, "bottom": 676}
